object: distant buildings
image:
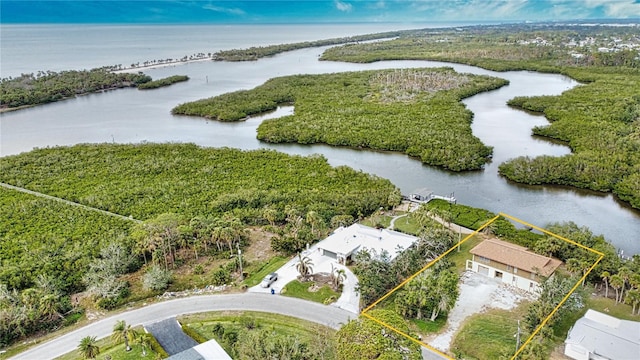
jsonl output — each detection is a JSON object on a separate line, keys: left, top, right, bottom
{"left": 466, "top": 238, "right": 562, "bottom": 292}
{"left": 564, "top": 309, "right": 640, "bottom": 360}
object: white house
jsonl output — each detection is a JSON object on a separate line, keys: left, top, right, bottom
{"left": 317, "top": 223, "right": 418, "bottom": 264}
{"left": 466, "top": 238, "right": 562, "bottom": 292}
{"left": 564, "top": 309, "right": 640, "bottom": 360}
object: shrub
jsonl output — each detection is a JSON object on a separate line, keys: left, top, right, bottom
{"left": 142, "top": 266, "right": 173, "bottom": 291}
{"left": 181, "top": 324, "right": 208, "bottom": 344}
{"left": 211, "top": 267, "right": 231, "bottom": 286}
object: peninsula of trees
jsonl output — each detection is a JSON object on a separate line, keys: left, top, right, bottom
{"left": 172, "top": 68, "right": 508, "bottom": 171}
{"left": 0, "top": 68, "right": 152, "bottom": 110}
{"left": 137, "top": 75, "right": 189, "bottom": 89}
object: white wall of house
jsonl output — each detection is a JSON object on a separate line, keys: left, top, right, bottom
{"left": 466, "top": 260, "right": 539, "bottom": 293}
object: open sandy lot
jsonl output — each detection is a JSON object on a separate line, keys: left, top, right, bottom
{"left": 426, "top": 270, "right": 536, "bottom": 352}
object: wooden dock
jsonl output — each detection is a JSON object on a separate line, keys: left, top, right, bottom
{"left": 406, "top": 188, "right": 457, "bottom": 204}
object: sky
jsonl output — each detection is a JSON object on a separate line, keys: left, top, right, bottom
{"left": 1, "top": 0, "right": 640, "bottom": 24}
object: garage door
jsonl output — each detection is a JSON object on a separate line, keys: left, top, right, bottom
{"left": 322, "top": 249, "right": 337, "bottom": 259}
{"left": 478, "top": 265, "right": 489, "bottom": 276}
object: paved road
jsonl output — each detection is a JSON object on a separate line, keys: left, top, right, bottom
{"left": 11, "top": 293, "right": 354, "bottom": 360}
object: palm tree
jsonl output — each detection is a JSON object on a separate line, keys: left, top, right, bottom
{"left": 306, "top": 210, "right": 324, "bottom": 238}
{"left": 330, "top": 264, "right": 347, "bottom": 291}
{"left": 412, "top": 206, "right": 432, "bottom": 229}
{"left": 78, "top": 336, "right": 100, "bottom": 359}
{"left": 618, "top": 266, "right": 633, "bottom": 302}
{"left": 611, "top": 274, "right": 624, "bottom": 304}
{"left": 295, "top": 253, "right": 314, "bottom": 281}
{"left": 112, "top": 320, "right": 134, "bottom": 351}
{"left": 39, "top": 293, "right": 63, "bottom": 320}
{"left": 625, "top": 289, "right": 640, "bottom": 316}
{"left": 601, "top": 271, "right": 611, "bottom": 299}
{"left": 263, "top": 207, "right": 278, "bottom": 226}
{"left": 134, "top": 331, "right": 152, "bottom": 356}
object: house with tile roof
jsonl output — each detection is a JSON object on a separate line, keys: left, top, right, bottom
{"left": 466, "top": 238, "right": 563, "bottom": 292}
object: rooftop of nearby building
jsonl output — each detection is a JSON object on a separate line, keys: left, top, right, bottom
{"left": 565, "top": 309, "right": 640, "bottom": 360}
{"left": 319, "top": 223, "right": 418, "bottom": 261}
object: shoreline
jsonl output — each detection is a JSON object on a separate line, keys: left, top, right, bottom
{"left": 113, "top": 57, "right": 212, "bottom": 74}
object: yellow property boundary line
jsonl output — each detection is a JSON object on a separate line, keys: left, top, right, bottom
{"left": 361, "top": 212, "right": 604, "bottom": 360}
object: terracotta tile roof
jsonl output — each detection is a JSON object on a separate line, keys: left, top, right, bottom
{"left": 470, "top": 238, "right": 562, "bottom": 277}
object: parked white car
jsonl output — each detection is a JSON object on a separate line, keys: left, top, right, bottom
{"left": 260, "top": 272, "right": 278, "bottom": 288}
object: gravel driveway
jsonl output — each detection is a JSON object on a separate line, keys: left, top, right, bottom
{"left": 426, "top": 271, "right": 536, "bottom": 352}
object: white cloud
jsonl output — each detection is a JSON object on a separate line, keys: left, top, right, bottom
{"left": 335, "top": 0, "right": 354, "bottom": 12}
{"left": 406, "top": 0, "right": 531, "bottom": 20}
{"left": 202, "top": 4, "right": 245, "bottom": 16}
{"left": 597, "top": 0, "right": 640, "bottom": 17}
{"left": 370, "top": 0, "right": 387, "bottom": 9}
{"left": 550, "top": 0, "right": 640, "bottom": 18}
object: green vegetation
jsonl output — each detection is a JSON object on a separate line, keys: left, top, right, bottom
{"left": 336, "top": 309, "right": 421, "bottom": 360}
{"left": 137, "top": 75, "right": 189, "bottom": 89}
{"left": 500, "top": 76, "right": 640, "bottom": 209}
{"left": 395, "top": 261, "right": 459, "bottom": 322}
{"left": 212, "top": 30, "right": 407, "bottom": 61}
{"left": 425, "top": 199, "right": 495, "bottom": 230}
{"left": 242, "top": 256, "right": 288, "bottom": 287}
{"left": 451, "top": 305, "right": 529, "bottom": 360}
{"left": 320, "top": 24, "right": 640, "bottom": 71}
{"left": 57, "top": 334, "right": 161, "bottom": 360}
{"left": 180, "top": 311, "right": 336, "bottom": 359}
{"left": 281, "top": 280, "right": 340, "bottom": 304}
{"left": 173, "top": 68, "right": 508, "bottom": 171}
{"left": 0, "top": 188, "right": 133, "bottom": 292}
{"left": 0, "top": 187, "right": 134, "bottom": 347}
{"left": 320, "top": 24, "right": 640, "bottom": 209}
{"left": 0, "top": 143, "right": 397, "bottom": 347}
{"left": 0, "top": 68, "right": 151, "bottom": 109}
{"left": 354, "top": 226, "right": 455, "bottom": 307}
{"left": 412, "top": 316, "right": 447, "bottom": 334}
{"left": 0, "top": 143, "right": 397, "bottom": 222}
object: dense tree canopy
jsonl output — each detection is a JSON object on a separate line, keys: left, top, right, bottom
{"left": 336, "top": 309, "right": 421, "bottom": 360}
{"left": 0, "top": 68, "right": 151, "bottom": 109}
{"left": 137, "top": 75, "right": 189, "bottom": 89}
{"left": 500, "top": 72, "right": 640, "bottom": 209}
{"left": 173, "top": 69, "right": 507, "bottom": 171}
{"left": 0, "top": 143, "right": 397, "bottom": 223}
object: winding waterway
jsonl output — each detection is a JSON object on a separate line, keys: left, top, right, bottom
{"left": 1, "top": 38, "right": 639, "bottom": 255}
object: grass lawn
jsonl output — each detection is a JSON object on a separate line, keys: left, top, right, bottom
{"left": 180, "top": 310, "right": 334, "bottom": 339}
{"left": 586, "top": 294, "right": 636, "bottom": 320}
{"left": 55, "top": 334, "right": 158, "bottom": 360}
{"left": 446, "top": 234, "right": 482, "bottom": 273}
{"left": 412, "top": 316, "right": 448, "bottom": 334}
{"left": 361, "top": 214, "right": 392, "bottom": 229}
{"left": 281, "top": 280, "right": 340, "bottom": 304}
{"left": 242, "top": 256, "right": 288, "bottom": 287}
{"left": 392, "top": 214, "right": 421, "bottom": 234}
{"left": 179, "top": 310, "right": 336, "bottom": 357}
{"left": 450, "top": 301, "right": 530, "bottom": 360}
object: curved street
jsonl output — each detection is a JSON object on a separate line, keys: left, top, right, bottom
{"left": 11, "top": 293, "right": 354, "bottom": 360}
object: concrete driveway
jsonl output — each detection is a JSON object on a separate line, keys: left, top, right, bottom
{"left": 248, "top": 243, "right": 361, "bottom": 314}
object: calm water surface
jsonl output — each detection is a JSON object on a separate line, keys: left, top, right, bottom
{"left": 1, "top": 25, "right": 639, "bottom": 255}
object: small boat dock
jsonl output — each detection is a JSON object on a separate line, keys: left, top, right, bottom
{"left": 406, "top": 188, "right": 457, "bottom": 204}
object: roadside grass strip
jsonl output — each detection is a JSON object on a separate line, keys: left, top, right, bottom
{"left": 360, "top": 213, "right": 604, "bottom": 360}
